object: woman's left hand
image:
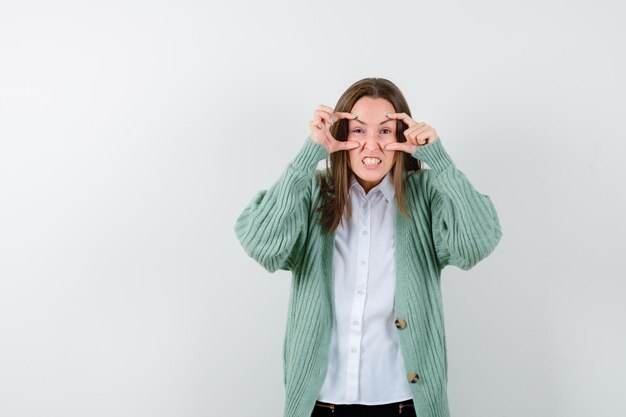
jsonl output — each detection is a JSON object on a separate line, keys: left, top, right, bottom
{"left": 383, "top": 112, "right": 439, "bottom": 154}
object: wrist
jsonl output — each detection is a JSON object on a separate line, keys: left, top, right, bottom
{"left": 411, "top": 137, "right": 454, "bottom": 173}
{"left": 290, "top": 137, "right": 329, "bottom": 171}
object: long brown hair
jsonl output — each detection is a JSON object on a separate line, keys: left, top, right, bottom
{"left": 316, "top": 78, "right": 421, "bottom": 234}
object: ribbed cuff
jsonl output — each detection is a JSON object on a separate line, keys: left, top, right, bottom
{"left": 411, "top": 137, "right": 454, "bottom": 174}
{"left": 290, "top": 137, "right": 329, "bottom": 171}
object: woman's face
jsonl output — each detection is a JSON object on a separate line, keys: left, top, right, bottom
{"left": 347, "top": 96, "right": 398, "bottom": 193}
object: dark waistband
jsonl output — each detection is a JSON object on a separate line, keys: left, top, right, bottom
{"left": 315, "top": 398, "right": 414, "bottom": 408}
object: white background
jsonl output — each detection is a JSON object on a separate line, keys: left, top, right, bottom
{"left": 1, "top": 1, "right": 625, "bottom": 416}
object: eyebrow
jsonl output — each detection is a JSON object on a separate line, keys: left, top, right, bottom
{"left": 353, "top": 118, "right": 394, "bottom": 126}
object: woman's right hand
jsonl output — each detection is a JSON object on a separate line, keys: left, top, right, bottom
{"left": 308, "top": 105, "right": 360, "bottom": 153}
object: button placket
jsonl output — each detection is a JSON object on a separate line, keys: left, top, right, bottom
{"left": 345, "top": 192, "right": 371, "bottom": 401}
{"left": 325, "top": 179, "right": 406, "bottom": 403}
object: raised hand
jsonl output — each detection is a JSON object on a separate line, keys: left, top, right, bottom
{"left": 383, "top": 112, "right": 439, "bottom": 154}
{"left": 308, "top": 105, "right": 360, "bottom": 153}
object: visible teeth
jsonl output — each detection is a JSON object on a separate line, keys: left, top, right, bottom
{"left": 363, "top": 157, "right": 381, "bottom": 166}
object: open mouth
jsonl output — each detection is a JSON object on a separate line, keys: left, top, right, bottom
{"left": 362, "top": 157, "right": 382, "bottom": 166}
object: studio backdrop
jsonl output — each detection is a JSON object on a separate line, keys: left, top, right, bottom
{"left": 1, "top": 1, "right": 625, "bottom": 417}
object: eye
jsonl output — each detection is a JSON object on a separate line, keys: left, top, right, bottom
{"left": 380, "top": 128, "right": 392, "bottom": 134}
{"left": 352, "top": 128, "right": 364, "bottom": 134}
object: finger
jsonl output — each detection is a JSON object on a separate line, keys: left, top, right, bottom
{"left": 331, "top": 111, "right": 358, "bottom": 122}
{"left": 385, "top": 141, "right": 416, "bottom": 154}
{"left": 406, "top": 124, "right": 435, "bottom": 144}
{"left": 404, "top": 122, "right": 427, "bottom": 134}
{"left": 405, "top": 125, "right": 430, "bottom": 141}
{"left": 317, "top": 104, "right": 334, "bottom": 113}
{"left": 415, "top": 130, "right": 437, "bottom": 145}
{"left": 314, "top": 110, "right": 332, "bottom": 125}
{"left": 403, "top": 123, "right": 426, "bottom": 140}
{"left": 386, "top": 112, "right": 417, "bottom": 128}
{"left": 336, "top": 140, "right": 360, "bottom": 151}
{"left": 310, "top": 118, "right": 325, "bottom": 130}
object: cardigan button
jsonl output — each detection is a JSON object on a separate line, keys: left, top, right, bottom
{"left": 395, "top": 319, "right": 407, "bottom": 330}
{"left": 408, "top": 372, "right": 420, "bottom": 383}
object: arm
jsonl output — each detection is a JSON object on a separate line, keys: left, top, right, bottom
{"left": 234, "top": 137, "right": 328, "bottom": 273}
{"left": 412, "top": 139, "right": 503, "bottom": 270}
{"left": 235, "top": 105, "right": 359, "bottom": 273}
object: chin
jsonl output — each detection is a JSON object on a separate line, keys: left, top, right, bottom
{"left": 352, "top": 167, "right": 391, "bottom": 182}
{"left": 358, "top": 171, "right": 384, "bottom": 181}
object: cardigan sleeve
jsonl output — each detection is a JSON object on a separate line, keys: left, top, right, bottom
{"left": 411, "top": 138, "right": 503, "bottom": 270}
{"left": 234, "top": 137, "right": 329, "bottom": 273}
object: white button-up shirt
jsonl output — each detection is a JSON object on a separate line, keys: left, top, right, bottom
{"left": 318, "top": 171, "right": 413, "bottom": 405}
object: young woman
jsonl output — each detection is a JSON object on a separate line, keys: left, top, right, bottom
{"left": 234, "top": 78, "right": 502, "bottom": 417}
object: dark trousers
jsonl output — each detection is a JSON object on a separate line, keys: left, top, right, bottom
{"left": 311, "top": 399, "right": 416, "bottom": 417}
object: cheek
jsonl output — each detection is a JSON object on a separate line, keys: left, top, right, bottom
{"left": 382, "top": 133, "right": 396, "bottom": 142}
{"left": 347, "top": 151, "right": 358, "bottom": 167}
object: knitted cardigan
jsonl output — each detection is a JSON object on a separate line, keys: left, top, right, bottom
{"left": 234, "top": 137, "right": 502, "bottom": 417}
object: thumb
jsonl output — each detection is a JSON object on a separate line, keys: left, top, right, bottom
{"left": 339, "top": 140, "right": 360, "bottom": 151}
{"left": 384, "top": 142, "right": 407, "bottom": 152}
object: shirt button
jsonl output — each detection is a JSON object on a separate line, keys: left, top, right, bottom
{"left": 360, "top": 260, "right": 366, "bottom": 265}
{"left": 362, "top": 230, "right": 368, "bottom": 236}
{"left": 362, "top": 204, "right": 367, "bottom": 209}
{"left": 352, "top": 320, "right": 359, "bottom": 326}
{"left": 351, "top": 347, "right": 357, "bottom": 353}
{"left": 357, "top": 290, "right": 364, "bottom": 295}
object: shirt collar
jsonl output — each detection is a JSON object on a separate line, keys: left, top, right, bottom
{"left": 350, "top": 171, "right": 396, "bottom": 203}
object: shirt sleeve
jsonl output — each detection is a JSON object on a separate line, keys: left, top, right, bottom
{"left": 234, "top": 137, "right": 329, "bottom": 273}
{"left": 412, "top": 138, "right": 503, "bottom": 270}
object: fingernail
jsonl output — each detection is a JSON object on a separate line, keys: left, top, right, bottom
{"left": 352, "top": 113, "right": 358, "bottom": 119}
{"left": 386, "top": 113, "right": 392, "bottom": 118}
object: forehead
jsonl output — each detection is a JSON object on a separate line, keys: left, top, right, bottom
{"left": 350, "top": 97, "right": 395, "bottom": 124}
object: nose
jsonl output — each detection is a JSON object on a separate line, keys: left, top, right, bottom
{"left": 364, "top": 132, "right": 381, "bottom": 151}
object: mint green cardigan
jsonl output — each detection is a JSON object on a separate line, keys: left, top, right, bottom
{"left": 234, "top": 137, "right": 502, "bottom": 417}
